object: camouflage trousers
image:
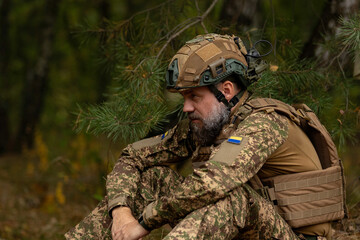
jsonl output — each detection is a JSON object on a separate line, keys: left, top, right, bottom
{"left": 65, "top": 166, "right": 299, "bottom": 240}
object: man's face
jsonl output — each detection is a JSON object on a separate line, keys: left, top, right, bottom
{"left": 181, "top": 86, "right": 230, "bottom": 145}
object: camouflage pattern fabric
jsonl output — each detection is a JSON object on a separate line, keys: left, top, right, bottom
{"left": 65, "top": 166, "right": 184, "bottom": 240}
{"left": 112, "top": 111, "right": 289, "bottom": 230}
{"left": 66, "top": 166, "right": 298, "bottom": 239}
{"left": 66, "top": 98, "right": 299, "bottom": 239}
{"left": 163, "top": 183, "right": 298, "bottom": 240}
{"left": 65, "top": 197, "right": 112, "bottom": 240}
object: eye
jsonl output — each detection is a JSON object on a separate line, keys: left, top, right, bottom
{"left": 182, "top": 91, "right": 201, "bottom": 102}
{"left": 191, "top": 94, "right": 200, "bottom": 100}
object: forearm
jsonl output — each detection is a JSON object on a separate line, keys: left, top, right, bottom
{"left": 141, "top": 160, "right": 260, "bottom": 229}
{"left": 106, "top": 154, "right": 142, "bottom": 214}
{"left": 112, "top": 207, "right": 134, "bottom": 222}
{"left": 106, "top": 132, "right": 191, "bottom": 215}
{"left": 106, "top": 119, "right": 191, "bottom": 212}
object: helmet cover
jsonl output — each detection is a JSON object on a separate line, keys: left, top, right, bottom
{"left": 166, "top": 33, "right": 248, "bottom": 92}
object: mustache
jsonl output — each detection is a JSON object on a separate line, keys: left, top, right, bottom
{"left": 188, "top": 112, "right": 202, "bottom": 121}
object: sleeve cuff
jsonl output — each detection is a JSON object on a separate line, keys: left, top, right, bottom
{"left": 108, "top": 196, "right": 129, "bottom": 218}
{"left": 138, "top": 215, "right": 152, "bottom": 231}
{"left": 142, "top": 201, "right": 164, "bottom": 230}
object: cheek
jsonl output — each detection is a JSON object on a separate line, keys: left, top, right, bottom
{"left": 199, "top": 101, "right": 216, "bottom": 118}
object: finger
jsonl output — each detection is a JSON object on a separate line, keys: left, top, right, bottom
{"left": 112, "top": 228, "right": 119, "bottom": 238}
{"left": 113, "top": 230, "right": 122, "bottom": 240}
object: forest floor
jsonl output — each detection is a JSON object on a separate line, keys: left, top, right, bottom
{"left": 0, "top": 137, "right": 360, "bottom": 240}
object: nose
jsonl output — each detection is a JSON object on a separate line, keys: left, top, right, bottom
{"left": 183, "top": 98, "right": 194, "bottom": 113}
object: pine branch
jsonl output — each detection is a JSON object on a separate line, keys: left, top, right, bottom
{"left": 73, "top": 1, "right": 360, "bottom": 150}
{"left": 338, "top": 14, "right": 360, "bottom": 51}
{"left": 74, "top": 0, "right": 176, "bottom": 38}
{"left": 153, "top": 0, "right": 220, "bottom": 64}
{"left": 75, "top": 95, "right": 168, "bottom": 142}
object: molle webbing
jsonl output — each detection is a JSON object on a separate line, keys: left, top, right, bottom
{"left": 277, "top": 188, "right": 342, "bottom": 206}
{"left": 281, "top": 203, "right": 343, "bottom": 221}
{"left": 245, "top": 98, "right": 347, "bottom": 228}
{"left": 258, "top": 166, "right": 345, "bottom": 228}
{"left": 274, "top": 171, "right": 341, "bottom": 192}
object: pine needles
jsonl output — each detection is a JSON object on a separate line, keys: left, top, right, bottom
{"left": 74, "top": 58, "right": 169, "bottom": 143}
{"left": 248, "top": 13, "right": 360, "bottom": 149}
{"left": 74, "top": 3, "right": 360, "bottom": 150}
{"left": 338, "top": 14, "right": 360, "bottom": 53}
{"left": 73, "top": 0, "right": 221, "bottom": 144}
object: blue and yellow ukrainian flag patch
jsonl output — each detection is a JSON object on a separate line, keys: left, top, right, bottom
{"left": 227, "top": 136, "right": 243, "bottom": 144}
{"left": 161, "top": 131, "right": 169, "bottom": 140}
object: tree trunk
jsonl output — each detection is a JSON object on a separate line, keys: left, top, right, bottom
{"left": 354, "top": 49, "right": 360, "bottom": 80}
{"left": 96, "top": 0, "right": 112, "bottom": 103}
{"left": 14, "top": 0, "right": 60, "bottom": 151}
{"left": 0, "top": 0, "right": 11, "bottom": 154}
{"left": 301, "top": 0, "right": 360, "bottom": 67}
{"left": 220, "top": 0, "right": 260, "bottom": 31}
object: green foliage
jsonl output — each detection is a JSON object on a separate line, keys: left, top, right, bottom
{"left": 258, "top": 0, "right": 326, "bottom": 50}
{"left": 2, "top": 1, "right": 360, "bottom": 239}
{"left": 73, "top": 0, "right": 360, "bottom": 150}
{"left": 250, "top": 59, "right": 330, "bottom": 108}
{"left": 74, "top": 0, "right": 220, "bottom": 144}
{"left": 338, "top": 13, "right": 360, "bottom": 52}
{"left": 249, "top": 13, "right": 360, "bottom": 149}
{"left": 75, "top": 59, "right": 169, "bottom": 142}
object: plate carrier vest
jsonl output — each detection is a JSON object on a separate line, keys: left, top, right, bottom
{"left": 243, "top": 98, "right": 347, "bottom": 228}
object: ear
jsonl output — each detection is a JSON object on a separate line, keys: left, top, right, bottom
{"left": 219, "top": 80, "right": 237, "bottom": 101}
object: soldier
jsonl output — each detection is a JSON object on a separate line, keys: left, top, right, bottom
{"left": 66, "top": 34, "right": 345, "bottom": 240}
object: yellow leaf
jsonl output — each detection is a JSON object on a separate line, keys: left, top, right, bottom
{"left": 270, "top": 64, "right": 279, "bottom": 72}
{"left": 34, "top": 131, "right": 49, "bottom": 172}
{"left": 125, "top": 65, "right": 133, "bottom": 70}
{"left": 55, "top": 182, "right": 66, "bottom": 205}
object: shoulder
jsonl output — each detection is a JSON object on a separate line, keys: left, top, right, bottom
{"left": 208, "top": 107, "right": 290, "bottom": 165}
{"left": 236, "top": 108, "right": 289, "bottom": 136}
{"left": 126, "top": 118, "right": 190, "bottom": 153}
{"left": 208, "top": 110, "right": 289, "bottom": 165}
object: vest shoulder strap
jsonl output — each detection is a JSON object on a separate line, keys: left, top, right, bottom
{"left": 245, "top": 98, "right": 339, "bottom": 169}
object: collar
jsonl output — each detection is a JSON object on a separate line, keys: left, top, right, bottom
{"left": 213, "top": 90, "right": 251, "bottom": 145}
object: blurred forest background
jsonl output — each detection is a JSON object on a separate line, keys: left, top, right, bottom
{"left": 0, "top": 0, "right": 360, "bottom": 239}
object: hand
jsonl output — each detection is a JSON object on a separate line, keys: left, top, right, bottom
{"left": 111, "top": 207, "right": 150, "bottom": 240}
{"left": 113, "top": 219, "right": 150, "bottom": 240}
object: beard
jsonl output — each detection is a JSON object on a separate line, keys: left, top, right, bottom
{"left": 188, "top": 102, "right": 230, "bottom": 145}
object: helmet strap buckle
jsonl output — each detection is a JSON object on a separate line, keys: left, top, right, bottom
{"left": 208, "top": 85, "right": 230, "bottom": 108}
{"left": 209, "top": 85, "right": 247, "bottom": 110}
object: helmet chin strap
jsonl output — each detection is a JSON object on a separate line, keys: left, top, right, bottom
{"left": 208, "top": 85, "right": 246, "bottom": 110}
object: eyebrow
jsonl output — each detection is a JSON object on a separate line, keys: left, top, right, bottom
{"left": 180, "top": 89, "right": 193, "bottom": 96}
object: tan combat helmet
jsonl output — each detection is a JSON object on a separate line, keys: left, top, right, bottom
{"left": 166, "top": 33, "right": 268, "bottom": 109}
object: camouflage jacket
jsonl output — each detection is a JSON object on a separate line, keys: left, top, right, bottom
{"left": 106, "top": 97, "right": 289, "bottom": 230}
